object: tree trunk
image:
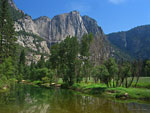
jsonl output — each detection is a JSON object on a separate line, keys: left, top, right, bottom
{"left": 119, "top": 77, "right": 124, "bottom": 87}
{"left": 135, "top": 75, "right": 140, "bottom": 87}
{"left": 128, "top": 76, "right": 134, "bottom": 87}
{"left": 125, "top": 77, "right": 128, "bottom": 88}
{"left": 116, "top": 73, "right": 120, "bottom": 87}
{"left": 113, "top": 78, "right": 115, "bottom": 88}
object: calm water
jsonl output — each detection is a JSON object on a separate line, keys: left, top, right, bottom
{"left": 0, "top": 84, "right": 150, "bottom": 113}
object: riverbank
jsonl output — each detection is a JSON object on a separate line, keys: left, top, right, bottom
{"left": 0, "top": 79, "right": 17, "bottom": 93}
{"left": 0, "top": 87, "right": 9, "bottom": 93}
{"left": 21, "top": 78, "right": 150, "bottom": 102}
{"left": 69, "top": 83, "right": 150, "bottom": 101}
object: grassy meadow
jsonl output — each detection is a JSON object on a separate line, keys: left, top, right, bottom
{"left": 67, "top": 77, "right": 150, "bottom": 101}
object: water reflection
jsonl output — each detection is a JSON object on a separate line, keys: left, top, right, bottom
{"left": 0, "top": 84, "right": 149, "bottom": 113}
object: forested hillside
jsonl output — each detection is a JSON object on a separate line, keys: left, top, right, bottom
{"left": 107, "top": 25, "right": 150, "bottom": 60}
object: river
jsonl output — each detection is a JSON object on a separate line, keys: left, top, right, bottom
{"left": 0, "top": 84, "right": 149, "bottom": 113}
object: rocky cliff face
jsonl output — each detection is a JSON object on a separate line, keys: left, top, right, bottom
{"left": 15, "top": 11, "right": 106, "bottom": 42}
{"left": 82, "top": 16, "right": 104, "bottom": 37}
{"left": 9, "top": 0, "right": 115, "bottom": 64}
{"left": 15, "top": 11, "right": 88, "bottom": 42}
{"left": 49, "top": 11, "right": 88, "bottom": 41}
{"left": 14, "top": 10, "right": 112, "bottom": 64}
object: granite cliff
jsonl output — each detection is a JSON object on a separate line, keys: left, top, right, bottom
{"left": 9, "top": 0, "right": 117, "bottom": 64}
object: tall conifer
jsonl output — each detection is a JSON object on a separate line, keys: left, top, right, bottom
{"left": 0, "top": 0, "right": 17, "bottom": 63}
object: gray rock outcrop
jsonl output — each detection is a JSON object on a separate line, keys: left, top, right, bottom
{"left": 9, "top": 0, "right": 113, "bottom": 64}
{"left": 14, "top": 10, "right": 112, "bottom": 64}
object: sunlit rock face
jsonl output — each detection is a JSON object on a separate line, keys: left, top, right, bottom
{"left": 15, "top": 11, "right": 88, "bottom": 42}
{"left": 9, "top": 0, "right": 114, "bottom": 64}
{"left": 14, "top": 11, "right": 112, "bottom": 63}
{"left": 49, "top": 11, "right": 88, "bottom": 41}
{"left": 33, "top": 16, "right": 51, "bottom": 39}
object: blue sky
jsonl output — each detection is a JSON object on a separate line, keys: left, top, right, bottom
{"left": 14, "top": 0, "right": 150, "bottom": 34}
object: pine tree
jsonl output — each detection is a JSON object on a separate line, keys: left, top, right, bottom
{"left": 0, "top": 0, "right": 17, "bottom": 63}
{"left": 19, "top": 49, "right": 26, "bottom": 66}
{"left": 18, "top": 49, "right": 26, "bottom": 78}
{"left": 37, "top": 55, "right": 45, "bottom": 68}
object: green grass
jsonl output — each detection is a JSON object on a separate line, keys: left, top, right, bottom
{"left": 72, "top": 83, "right": 107, "bottom": 95}
{"left": 57, "top": 78, "right": 63, "bottom": 84}
{"left": 32, "top": 80, "right": 42, "bottom": 85}
{"left": 70, "top": 77, "right": 150, "bottom": 101}
{"left": 29, "top": 77, "right": 150, "bottom": 101}
{"left": 131, "top": 77, "right": 150, "bottom": 89}
{"left": 106, "top": 87, "right": 150, "bottom": 100}
{"left": 79, "top": 77, "right": 150, "bottom": 89}
{"left": 72, "top": 82, "right": 106, "bottom": 89}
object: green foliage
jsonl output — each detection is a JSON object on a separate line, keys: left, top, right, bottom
{"left": 32, "top": 80, "right": 42, "bottom": 85}
{"left": 33, "top": 68, "right": 49, "bottom": 81}
{"left": 0, "top": 57, "right": 17, "bottom": 88}
{"left": 122, "top": 62, "right": 132, "bottom": 77}
{"left": 80, "top": 34, "right": 93, "bottom": 83}
{"left": 37, "top": 55, "right": 45, "bottom": 68}
{"left": 50, "top": 36, "right": 80, "bottom": 85}
{"left": 98, "top": 65, "right": 110, "bottom": 85}
{"left": 0, "top": 57, "right": 16, "bottom": 79}
{"left": 24, "top": 66, "right": 31, "bottom": 80}
{"left": 7, "top": 1, "right": 25, "bottom": 21}
{"left": 130, "top": 77, "right": 150, "bottom": 89}
{"left": 80, "top": 33, "right": 93, "bottom": 57}
{"left": 107, "top": 87, "right": 150, "bottom": 100}
{"left": 91, "top": 65, "right": 109, "bottom": 84}
{"left": 47, "top": 69, "right": 56, "bottom": 84}
{"left": 42, "top": 77, "right": 50, "bottom": 84}
{"left": 0, "top": 76, "right": 8, "bottom": 88}
{"left": 0, "top": 0, "right": 17, "bottom": 62}
{"left": 0, "top": 0, "right": 145, "bottom": 91}
{"left": 0, "top": 0, "right": 19, "bottom": 89}
{"left": 144, "top": 60, "right": 150, "bottom": 77}
{"left": 19, "top": 49, "right": 26, "bottom": 66}
{"left": 104, "top": 58, "right": 119, "bottom": 87}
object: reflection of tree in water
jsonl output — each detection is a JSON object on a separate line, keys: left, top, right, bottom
{"left": 42, "top": 89, "right": 150, "bottom": 113}
{"left": 0, "top": 84, "right": 150, "bottom": 113}
{"left": 19, "top": 103, "right": 49, "bottom": 113}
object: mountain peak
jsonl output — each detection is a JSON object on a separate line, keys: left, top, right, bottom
{"left": 33, "top": 16, "right": 51, "bottom": 22}
{"left": 82, "top": 16, "right": 104, "bottom": 36}
{"left": 69, "top": 10, "right": 80, "bottom": 14}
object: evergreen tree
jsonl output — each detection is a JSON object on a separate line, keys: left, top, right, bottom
{"left": 19, "top": 49, "right": 26, "bottom": 66}
{"left": 0, "top": 0, "right": 17, "bottom": 63}
{"left": 0, "top": 57, "right": 16, "bottom": 79}
{"left": 37, "top": 55, "right": 45, "bottom": 68}
{"left": 18, "top": 49, "right": 26, "bottom": 79}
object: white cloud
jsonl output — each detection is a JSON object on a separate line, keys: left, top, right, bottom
{"left": 109, "top": 0, "right": 125, "bottom": 4}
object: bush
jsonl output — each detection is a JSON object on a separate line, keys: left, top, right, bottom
{"left": 32, "top": 80, "right": 42, "bottom": 85}
{"left": 42, "top": 77, "right": 50, "bottom": 83}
